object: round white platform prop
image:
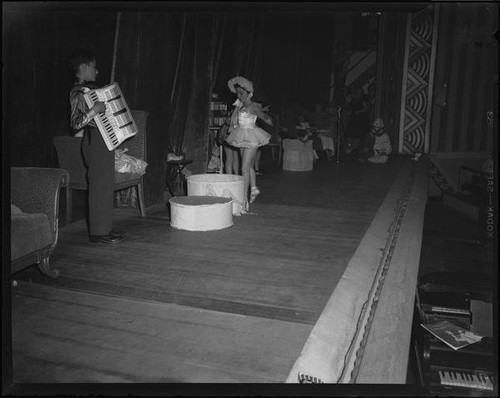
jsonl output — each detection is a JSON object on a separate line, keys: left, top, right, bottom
{"left": 282, "top": 139, "right": 314, "bottom": 171}
{"left": 187, "top": 173, "right": 245, "bottom": 216}
{"left": 169, "top": 196, "right": 233, "bottom": 231}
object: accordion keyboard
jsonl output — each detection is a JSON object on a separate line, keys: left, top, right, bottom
{"left": 84, "top": 83, "right": 137, "bottom": 150}
{"left": 89, "top": 91, "right": 119, "bottom": 146}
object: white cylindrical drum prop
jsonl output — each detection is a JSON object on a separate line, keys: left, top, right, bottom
{"left": 169, "top": 196, "right": 233, "bottom": 231}
{"left": 187, "top": 174, "right": 245, "bottom": 216}
{"left": 282, "top": 139, "right": 314, "bottom": 171}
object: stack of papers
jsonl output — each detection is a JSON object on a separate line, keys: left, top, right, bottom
{"left": 421, "top": 320, "right": 483, "bottom": 350}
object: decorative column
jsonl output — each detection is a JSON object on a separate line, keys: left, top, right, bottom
{"left": 398, "top": 5, "right": 439, "bottom": 154}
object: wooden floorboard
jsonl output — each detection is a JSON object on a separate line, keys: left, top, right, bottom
{"left": 12, "top": 282, "right": 312, "bottom": 383}
{"left": 10, "top": 156, "right": 403, "bottom": 383}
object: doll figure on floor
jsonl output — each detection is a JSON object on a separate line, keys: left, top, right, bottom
{"left": 358, "top": 118, "right": 392, "bottom": 164}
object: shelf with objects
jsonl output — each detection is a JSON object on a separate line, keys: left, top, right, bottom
{"left": 207, "top": 99, "right": 230, "bottom": 174}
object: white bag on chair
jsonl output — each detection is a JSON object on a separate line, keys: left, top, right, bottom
{"left": 115, "top": 148, "right": 148, "bottom": 175}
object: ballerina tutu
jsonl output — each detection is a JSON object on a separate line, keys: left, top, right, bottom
{"left": 225, "top": 110, "right": 271, "bottom": 149}
{"left": 226, "top": 126, "right": 271, "bottom": 148}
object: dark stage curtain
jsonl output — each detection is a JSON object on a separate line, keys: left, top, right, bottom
{"left": 376, "top": 12, "right": 407, "bottom": 150}
{"left": 211, "top": 12, "right": 265, "bottom": 103}
{"left": 112, "top": 11, "right": 266, "bottom": 205}
{"left": 4, "top": 6, "right": 116, "bottom": 168}
{"left": 113, "top": 12, "right": 216, "bottom": 204}
{"left": 5, "top": 5, "right": 267, "bottom": 207}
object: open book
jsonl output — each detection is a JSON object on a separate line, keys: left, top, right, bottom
{"left": 421, "top": 320, "right": 483, "bottom": 351}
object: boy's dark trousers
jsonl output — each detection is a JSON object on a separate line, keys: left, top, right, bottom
{"left": 81, "top": 127, "right": 114, "bottom": 236}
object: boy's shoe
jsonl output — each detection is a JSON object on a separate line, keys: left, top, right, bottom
{"left": 89, "top": 234, "right": 124, "bottom": 244}
{"left": 250, "top": 187, "right": 260, "bottom": 204}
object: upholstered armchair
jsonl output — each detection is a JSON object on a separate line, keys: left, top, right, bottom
{"left": 54, "top": 110, "right": 148, "bottom": 224}
{"left": 11, "top": 167, "right": 69, "bottom": 278}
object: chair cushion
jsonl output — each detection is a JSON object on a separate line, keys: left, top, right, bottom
{"left": 114, "top": 172, "right": 142, "bottom": 184}
{"left": 11, "top": 213, "right": 54, "bottom": 261}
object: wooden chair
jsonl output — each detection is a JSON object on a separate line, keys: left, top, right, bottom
{"left": 266, "top": 139, "right": 283, "bottom": 166}
{"left": 54, "top": 110, "right": 148, "bottom": 224}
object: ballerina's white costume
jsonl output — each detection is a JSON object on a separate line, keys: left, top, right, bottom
{"left": 225, "top": 76, "right": 272, "bottom": 210}
{"left": 225, "top": 100, "right": 271, "bottom": 148}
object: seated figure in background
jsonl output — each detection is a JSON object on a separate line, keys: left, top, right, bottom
{"left": 279, "top": 101, "right": 309, "bottom": 139}
{"left": 358, "top": 118, "right": 392, "bottom": 164}
{"left": 296, "top": 113, "right": 314, "bottom": 141}
{"left": 295, "top": 113, "right": 319, "bottom": 160}
{"left": 218, "top": 123, "right": 240, "bottom": 175}
{"left": 344, "top": 85, "right": 371, "bottom": 153}
{"left": 305, "top": 102, "right": 336, "bottom": 161}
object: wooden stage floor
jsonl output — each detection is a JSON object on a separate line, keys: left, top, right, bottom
{"left": 10, "top": 156, "right": 404, "bottom": 384}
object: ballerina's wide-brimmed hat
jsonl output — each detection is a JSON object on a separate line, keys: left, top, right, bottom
{"left": 228, "top": 76, "right": 254, "bottom": 93}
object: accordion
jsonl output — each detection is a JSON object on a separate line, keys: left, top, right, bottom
{"left": 83, "top": 82, "right": 138, "bottom": 151}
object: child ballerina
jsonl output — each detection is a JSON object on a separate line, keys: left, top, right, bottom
{"left": 225, "top": 76, "right": 273, "bottom": 212}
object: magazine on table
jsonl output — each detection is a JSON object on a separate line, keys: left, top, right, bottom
{"left": 421, "top": 320, "right": 483, "bottom": 351}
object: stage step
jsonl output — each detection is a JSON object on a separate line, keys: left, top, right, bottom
{"left": 442, "top": 192, "right": 479, "bottom": 222}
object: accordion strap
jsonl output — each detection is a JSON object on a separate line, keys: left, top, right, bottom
{"left": 73, "top": 83, "right": 97, "bottom": 95}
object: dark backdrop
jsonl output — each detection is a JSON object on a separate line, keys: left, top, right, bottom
{"left": 4, "top": 3, "right": 338, "bottom": 207}
{"left": 8, "top": 3, "right": 487, "bottom": 209}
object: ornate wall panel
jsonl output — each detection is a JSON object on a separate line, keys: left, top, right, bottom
{"left": 398, "top": 6, "right": 439, "bottom": 154}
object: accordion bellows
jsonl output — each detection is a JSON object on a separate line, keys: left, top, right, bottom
{"left": 83, "top": 82, "right": 138, "bottom": 151}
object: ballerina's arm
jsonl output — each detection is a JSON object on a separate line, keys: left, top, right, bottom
{"left": 250, "top": 102, "right": 273, "bottom": 126}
